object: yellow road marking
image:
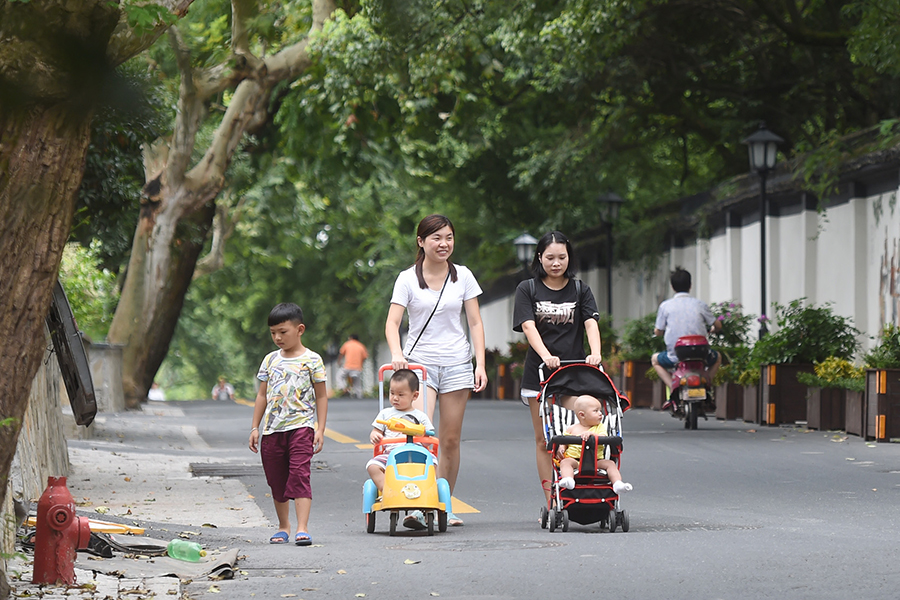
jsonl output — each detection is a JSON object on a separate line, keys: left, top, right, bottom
{"left": 450, "top": 496, "right": 479, "bottom": 514}
{"left": 356, "top": 443, "right": 374, "bottom": 450}
{"left": 323, "top": 428, "right": 358, "bottom": 444}
{"left": 235, "top": 398, "right": 254, "bottom": 407}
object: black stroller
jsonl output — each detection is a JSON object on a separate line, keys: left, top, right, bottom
{"left": 539, "top": 362, "right": 631, "bottom": 532}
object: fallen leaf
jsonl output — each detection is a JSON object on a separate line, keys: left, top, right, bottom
{"left": 337, "top": 569, "right": 347, "bottom": 575}
{"left": 873, "top": 488, "right": 878, "bottom": 492}
{"left": 430, "top": 593, "right": 440, "bottom": 597}
{"left": 180, "top": 531, "right": 200, "bottom": 537}
{"left": 280, "top": 595, "right": 296, "bottom": 598}
{"left": 208, "top": 585, "right": 221, "bottom": 593}
{"left": 404, "top": 559, "right": 420, "bottom": 565}
{"left": 95, "top": 506, "right": 110, "bottom": 514}
{"left": 202, "top": 523, "right": 218, "bottom": 528}
{"left": 846, "top": 457, "right": 856, "bottom": 461}
{"left": 356, "top": 594, "right": 366, "bottom": 598}
{"left": 124, "top": 477, "right": 131, "bottom": 482}
{"left": 302, "top": 588, "right": 318, "bottom": 591}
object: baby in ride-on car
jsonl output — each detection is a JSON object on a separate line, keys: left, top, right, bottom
{"left": 556, "top": 395, "right": 632, "bottom": 495}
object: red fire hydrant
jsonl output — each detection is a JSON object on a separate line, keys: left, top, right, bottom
{"left": 32, "top": 476, "right": 91, "bottom": 585}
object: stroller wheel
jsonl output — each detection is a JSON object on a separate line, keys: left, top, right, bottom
{"left": 561, "top": 510, "right": 569, "bottom": 532}
{"left": 621, "top": 510, "right": 630, "bottom": 532}
{"left": 609, "top": 510, "right": 618, "bottom": 533}
{"left": 549, "top": 508, "right": 558, "bottom": 532}
{"left": 540, "top": 505, "right": 549, "bottom": 529}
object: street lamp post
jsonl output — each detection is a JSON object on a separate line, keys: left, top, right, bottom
{"left": 513, "top": 232, "right": 538, "bottom": 275}
{"left": 597, "top": 192, "right": 625, "bottom": 317}
{"left": 742, "top": 123, "right": 783, "bottom": 339}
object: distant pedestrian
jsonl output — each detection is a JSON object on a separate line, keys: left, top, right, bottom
{"left": 211, "top": 376, "right": 235, "bottom": 402}
{"left": 147, "top": 382, "right": 166, "bottom": 402}
{"left": 249, "top": 303, "right": 328, "bottom": 546}
{"left": 339, "top": 334, "right": 368, "bottom": 398}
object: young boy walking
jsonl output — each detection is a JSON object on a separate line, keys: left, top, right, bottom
{"left": 249, "top": 303, "right": 328, "bottom": 546}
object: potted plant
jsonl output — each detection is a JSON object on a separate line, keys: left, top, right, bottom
{"left": 751, "top": 299, "right": 860, "bottom": 426}
{"left": 619, "top": 314, "right": 665, "bottom": 408}
{"left": 797, "top": 357, "right": 864, "bottom": 431}
{"left": 862, "top": 325, "right": 900, "bottom": 441}
{"left": 708, "top": 301, "right": 754, "bottom": 420}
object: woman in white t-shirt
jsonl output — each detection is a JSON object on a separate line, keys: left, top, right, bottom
{"left": 385, "top": 214, "right": 487, "bottom": 528}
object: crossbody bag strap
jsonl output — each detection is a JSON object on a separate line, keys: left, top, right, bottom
{"left": 407, "top": 271, "right": 450, "bottom": 357}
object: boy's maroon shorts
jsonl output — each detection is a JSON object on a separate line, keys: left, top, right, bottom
{"left": 259, "top": 427, "right": 314, "bottom": 502}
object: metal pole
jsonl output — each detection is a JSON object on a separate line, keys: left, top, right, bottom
{"left": 759, "top": 170, "right": 768, "bottom": 339}
{"left": 606, "top": 224, "right": 613, "bottom": 316}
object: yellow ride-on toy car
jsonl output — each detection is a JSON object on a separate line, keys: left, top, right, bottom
{"left": 362, "top": 365, "right": 452, "bottom": 536}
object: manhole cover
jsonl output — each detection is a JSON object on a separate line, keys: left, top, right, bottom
{"left": 386, "top": 540, "right": 566, "bottom": 551}
{"left": 190, "top": 461, "right": 329, "bottom": 477}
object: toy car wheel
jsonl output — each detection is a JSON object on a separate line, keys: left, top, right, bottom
{"left": 366, "top": 512, "right": 376, "bottom": 534}
{"left": 609, "top": 511, "right": 618, "bottom": 533}
{"left": 389, "top": 511, "right": 398, "bottom": 536}
{"left": 540, "top": 505, "right": 549, "bottom": 529}
{"left": 621, "top": 510, "right": 630, "bottom": 532}
{"left": 438, "top": 510, "right": 448, "bottom": 533}
{"left": 548, "top": 508, "right": 558, "bottom": 532}
{"left": 426, "top": 511, "right": 435, "bottom": 536}
{"left": 561, "top": 510, "right": 569, "bottom": 532}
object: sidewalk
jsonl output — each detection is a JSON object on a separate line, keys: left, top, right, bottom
{"left": 8, "top": 402, "right": 267, "bottom": 599}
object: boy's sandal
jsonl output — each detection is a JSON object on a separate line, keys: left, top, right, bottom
{"left": 295, "top": 532, "right": 312, "bottom": 546}
{"left": 269, "top": 531, "right": 289, "bottom": 544}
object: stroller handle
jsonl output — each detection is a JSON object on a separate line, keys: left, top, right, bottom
{"left": 538, "top": 359, "right": 604, "bottom": 381}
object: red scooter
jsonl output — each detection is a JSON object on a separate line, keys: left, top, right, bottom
{"left": 669, "top": 335, "right": 715, "bottom": 430}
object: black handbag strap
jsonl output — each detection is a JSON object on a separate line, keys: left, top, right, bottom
{"left": 407, "top": 271, "right": 450, "bottom": 357}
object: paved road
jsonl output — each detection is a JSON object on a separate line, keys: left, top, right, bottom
{"left": 162, "top": 397, "right": 900, "bottom": 600}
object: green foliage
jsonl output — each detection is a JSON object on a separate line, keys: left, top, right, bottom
{"left": 58, "top": 243, "right": 120, "bottom": 341}
{"left": 864, "top": 324, "right": 900, "bottom": 368}
{"left": 72, "top": 59, "right": 169, "bottom": 272}
{"left": 620, "top": 313, "right": 665, "bottom": 361}
{"left": 121, "top": 1, "right": 177, "bottom": 36}
{"left": 796, "top": 357, "right": 865, "bottom": 392}
{"left": 597, "top": 313, "right": 619, "bottom": 359}
{"left": 750, "top": 299, "right": 860, "bottom": 366}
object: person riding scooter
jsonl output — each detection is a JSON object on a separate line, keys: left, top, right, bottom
{"left": 651, "top": 268, "right": 722, "bottom": 412}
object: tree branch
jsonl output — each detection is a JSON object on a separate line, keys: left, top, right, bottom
{"left": 107, "top": 0, "right": 196, "bottom": 66}
{"left": 167, "top": 26, "right": 205, "bottom": 188}
{"left": 183, "top": 0, "right": 336, "bottom": 203}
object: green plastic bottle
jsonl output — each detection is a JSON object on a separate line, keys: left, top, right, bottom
{"left": 167, "top": 539, "right": 206, "bottom": 562}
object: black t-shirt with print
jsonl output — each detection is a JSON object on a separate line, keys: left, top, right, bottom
{"left": 513, "top": 277, "right": 600, "bottom": 391}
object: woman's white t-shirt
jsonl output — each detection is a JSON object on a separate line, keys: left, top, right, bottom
{"left": 390, "top": 265, "right": 483, "bottom": 366}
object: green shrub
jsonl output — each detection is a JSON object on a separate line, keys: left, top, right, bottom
{"left": 796, "top": 357, "right": 865, "bottom": 392}
{"left": 708, "top": 300, "right": 754, "bottom": 349}
{"left": 750, "top": 299, "right": 860, "bottom": 365}
{"left": 864, "top": 325, "right": 900, "bottom": 369}
{"left": 620, "top": 313, "right": 665, "bottom": 361}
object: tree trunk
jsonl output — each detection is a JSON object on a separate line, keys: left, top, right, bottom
{"left": 107, "top": 198, "right": 215, "bottom": 406}
{"left": 0, "top": 104, "right": 92, "bottom": 597}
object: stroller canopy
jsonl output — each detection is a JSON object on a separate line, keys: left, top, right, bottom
{"left": 542, "top": 364, "right": 630, "bottom": 411}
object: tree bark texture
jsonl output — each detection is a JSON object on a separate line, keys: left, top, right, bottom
{"left": 0, "top": 104, "right": 92, "bottom": 594}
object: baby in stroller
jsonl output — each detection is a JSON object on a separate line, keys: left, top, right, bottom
{"left": 540, "top": 362, "right": 631, "bottom": 532}
{"left": 556, "top": 395, "right": 632, "bottom": 495}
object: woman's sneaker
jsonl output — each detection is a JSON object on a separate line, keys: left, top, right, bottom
{"left": 403, "top": 510, "right": 427, "bottom": 530}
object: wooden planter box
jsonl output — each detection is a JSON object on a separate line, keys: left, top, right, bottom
{"left": 761, "top": 364, "right": 815, "bottom": 426}
{"left": 621, "top": 360, "right": 654, "bottom": 408}
{"left": 743, "top": 384, "right": 759, "bottom": 423}
{"left": 865, "top": 369, "right": 900, "bottom": 441}
{"left": 651, "top": 379, "right": 667, "bottom": 410}
{"left": 715, "top": 383, "right": 743, "bottom": 420}
{"left": 845, "top": 390, "right": 865, "bottom": 437}
{"left": 806, "top": 387, "right": 846, "bottom": 431}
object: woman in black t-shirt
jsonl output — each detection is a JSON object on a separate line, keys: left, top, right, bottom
{"left": 512, "top": 231, "right": 603, "bottom": 503}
